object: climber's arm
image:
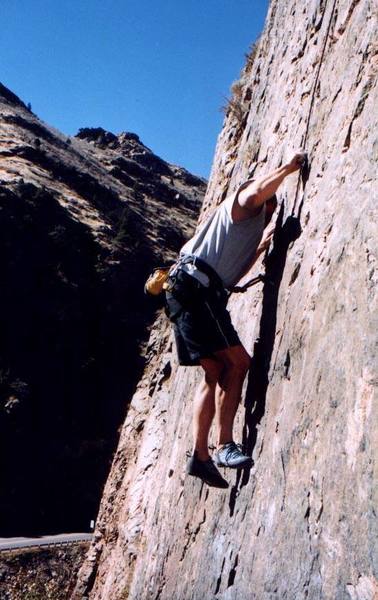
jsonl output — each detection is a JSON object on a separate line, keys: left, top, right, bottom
{"left": 238, "top": 152, "right": 307, "bottom": 212}
{"left": 233, "top": 221, "right": 276, "bottom": 287}
{"left": 256, "top": 223, "right": 275, "bottom": 255}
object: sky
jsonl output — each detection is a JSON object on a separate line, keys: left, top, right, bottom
{"left": 0, "top": 1, "right": 269, "bottom": 178}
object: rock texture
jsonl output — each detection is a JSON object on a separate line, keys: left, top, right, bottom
{"left": 0, "top": 85, "right": 205, "bottom": 535}
{"left": 75, "top": 0, "right": 378, "bottom": 598}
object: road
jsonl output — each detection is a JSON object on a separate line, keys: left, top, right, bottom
{"left": 0, "top": 533, "right": 93, "bottom": 552}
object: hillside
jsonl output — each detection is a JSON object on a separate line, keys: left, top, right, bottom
{"left": 0, "top": 84, "right": 206, "bottom": 535}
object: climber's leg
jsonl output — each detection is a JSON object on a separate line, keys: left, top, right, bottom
{"left": 203, "top": 345, "right": 252, "bottom": 469}
{"left": 213, "top": 344, "right": 251, "bottom": 446}
{"left": 192, "top": 357, "right": 224, "bottom": 460}
{"left": 187, "top": 356, "right": 229, "bottom": 488}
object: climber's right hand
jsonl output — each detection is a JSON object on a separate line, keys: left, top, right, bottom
{"left": 287, "top": 151, "right": 307, "bottom": 172}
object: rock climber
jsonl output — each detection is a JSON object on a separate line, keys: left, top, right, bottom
{"left": 165, "top": 152, "right": 307, "bottom": 488}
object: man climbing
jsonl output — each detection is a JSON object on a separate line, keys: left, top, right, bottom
{"left": 165, "top": 152, "right": 306, "bottom": 488}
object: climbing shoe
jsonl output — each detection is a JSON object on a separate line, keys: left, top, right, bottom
{"left": 187, "top": 452, "right": 229, "bottom": 488}
{"left": 214, "top": 442, "right": 252, "bottom": 469}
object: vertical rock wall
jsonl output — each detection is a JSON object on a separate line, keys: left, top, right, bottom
{"left": 74, "top": 0, "right": 378, "bottom": 598}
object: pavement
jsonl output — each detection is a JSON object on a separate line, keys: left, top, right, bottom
{"left": 0, "top": 533, "right": 93, "bottom": 552}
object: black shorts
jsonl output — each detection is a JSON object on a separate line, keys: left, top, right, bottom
{"left": 165, "top": 269, "right": 241, "bottom": 366}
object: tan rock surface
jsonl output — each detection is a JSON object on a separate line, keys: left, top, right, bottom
{"left": 74, "top": 0, "right": 378, "bottom": 598}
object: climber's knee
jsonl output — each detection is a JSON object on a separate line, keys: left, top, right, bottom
{"left": 200, "top": 357, "right": 224, "bottom": 386}
{"left": 215, "top": 345, "right": 251, "bottom": 378}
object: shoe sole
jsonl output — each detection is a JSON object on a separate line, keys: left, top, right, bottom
{"left": 214, "top": 458, "right": 252, "bottom": 469}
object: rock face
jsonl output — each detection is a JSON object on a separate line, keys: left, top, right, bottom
{"left": 0, "top": 85, "right": 205, "bottom": 535}
{"left": 74, "top": 0, "right": 378, "bottom": 598}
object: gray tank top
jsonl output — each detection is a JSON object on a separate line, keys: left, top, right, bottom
{"left": 180, "top": 193, "right": 265, "bottom": 287}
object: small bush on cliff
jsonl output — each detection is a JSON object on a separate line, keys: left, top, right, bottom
{"left": 222, "top": 79, "right": 247, "bottom": 125}
{"left": 244, "top": 38, "right": 260, "bottom": 73}
{"left": 221, "top": 36, "right": 260, "bottom": 126}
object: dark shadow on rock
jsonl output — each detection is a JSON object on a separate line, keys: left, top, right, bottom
{"left": 300, "top": 155, "right": 311, "bottom": 189}
{"left": 229, "top": 203, "right": 302, "bottom": 516}
{"left": 297, "top": 158, "right": 311, "bottom": 221}
{"left": 291, "top": 156, "right": 311, "bottom": 219}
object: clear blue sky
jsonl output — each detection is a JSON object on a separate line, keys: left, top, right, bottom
{"left": 0, "top": 1, "right": 269, "bottom": 178}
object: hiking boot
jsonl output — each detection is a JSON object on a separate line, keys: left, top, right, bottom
{"left": 187, "top": 452, "right": 229, "bottom": 488}
{"left": 214, "top": 442, "right": 252, "bottom": 469}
